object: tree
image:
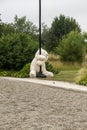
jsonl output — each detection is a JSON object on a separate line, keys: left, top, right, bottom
{"left": 0, "top": 23, "right": 15, "bottom": 37}
{"left": 0, "top": 14, "right": 2, "bottom": 37}
{"left": 41, "top": 23, "right": 49, "bottom": 46}
{"left": 14, "top": 15, "right": 38, "bottom": 35}
{"left": 42, "top": 14, "right": 81, "bottom": 52}
{"left": 0, "top": 14, "right": 15, "bottom": 37}
{"left": 56, "top": 31, "right": 85, "bottom": 63}
{"left": 82, "top": 32, "right": 87, "bottom": 52}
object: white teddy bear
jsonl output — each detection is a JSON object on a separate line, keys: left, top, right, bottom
{"left": 30, "top": 48, "right": 54, "bottom": 78}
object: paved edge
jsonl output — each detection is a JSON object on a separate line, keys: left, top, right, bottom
{"left": 0, "top": 77, "right": 87, "bottom": 93}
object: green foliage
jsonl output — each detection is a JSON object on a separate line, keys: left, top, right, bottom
{"left": 13, "top": 63, "right": 30, "bottom": 78}
{"left": 0, "top": 63, "right": 30, "bottom": 78}
{"left": 0, "top": 14, "right": 15, "bottom": 37}
{"left": 0, "top": 33, "right": 38, "bottom": 70}
{"left": 0, "top": 15, "right": 38, "bottom": 40}
{"left": 46, "top": 62, "right": 59, "bottom": 74}
{"left": 42, "top": 14, "right": 81, "bottom": 52}
{"left": 57, "top": 31, "right": 85, "bottom": 63}
{"left": 14, "top": 15, "right": 38, "bottom": 37}
{"left": 0, "top": 23, "right": 15, "bottom": 37}
{"left": 83, "top": 32, "right": 87, "bottom": 39}
{"left": 0, "top": 71, "right": 12, "bottom": 76}
{"left": 79, "top": 78, "right": 87, "bottom": 86}
{"left": 76, "top": 68, "right": 87, "bottom": 86}
{"left": 76, "top": 55, "right": 87, "bottom": 86}
{"left": 0, "top": 15, "right": 39, "bottom": 71}
{"left": 82, "top": 32, "right": 87, "bottom": 52}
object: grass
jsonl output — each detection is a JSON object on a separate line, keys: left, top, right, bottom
{"left": 53, "top": 70, "right": 78, "bottom": 82}
{"left": 48, "top": 54, "right": 81, "bottom": 83}
{"left": 46, "top": 70, "right": 79, "bottom": 83}
{"left": 49, "top": 60, "right": 81, "bottom": 71}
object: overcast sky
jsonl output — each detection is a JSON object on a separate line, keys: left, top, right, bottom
{"left": 0, "top": 0, "right": 87, "bottom": 32}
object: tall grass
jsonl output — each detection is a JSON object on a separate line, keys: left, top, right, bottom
{"left": 47, "top": 53, "right": 82, "bottom": 82}
{"left": 48, "top": 53, "right": 81, "bottom": 71}
{"left": 75, "top": 54, "right": 87, "bottom": 85}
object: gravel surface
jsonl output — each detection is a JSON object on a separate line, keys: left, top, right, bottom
{"left": 0, "top": 78, "right": 87, "bottom": 130}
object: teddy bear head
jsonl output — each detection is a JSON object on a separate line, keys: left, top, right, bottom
{"left": 35, "top": 48, "right": 48, "bottom": 66}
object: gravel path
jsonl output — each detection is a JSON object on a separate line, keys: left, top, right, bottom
{"left": 0, "top": 78, "right": 87, "bottom": 130}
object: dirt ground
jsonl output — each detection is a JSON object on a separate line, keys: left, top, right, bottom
{"left": 0, "top": 78, "right": 87, "bottom": 130}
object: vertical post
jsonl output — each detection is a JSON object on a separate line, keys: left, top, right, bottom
{"left": 39, "top": 0, "right": 41, "bottom": 55}
{"left": 36, "top": 0, "right": 46, "bottom": 78}
{"left": 39, "top": 0, "right": 42, "bottom": 74}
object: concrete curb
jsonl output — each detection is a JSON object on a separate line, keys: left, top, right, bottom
{"left": 0, "top": 77, "right": 87, "bottom": 93}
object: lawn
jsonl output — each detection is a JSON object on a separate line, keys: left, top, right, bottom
{"left": 53, "top": 70, "right": 78, "bottom": 82}
{"left": 48, "top": 54, "right": 81, "bottom": 83}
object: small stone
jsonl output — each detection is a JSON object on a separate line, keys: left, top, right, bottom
{"left": 53, "top": 81, "right": 55, "bottom": 84}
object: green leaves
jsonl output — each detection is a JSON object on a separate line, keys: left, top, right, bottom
{"left": 0, "top": 33, "right": 38, "bottom": 70}
{"left": 42, "top": 14, "right": 81, "bottom": 52}
{"left": 14, "top": 15, "right": 38, "bottom": 35}
{"left": 0, "top": 15, "right": 39, "bottom": 71}
{"left": 57, "top": 31, "right": 85, "bottom": 63}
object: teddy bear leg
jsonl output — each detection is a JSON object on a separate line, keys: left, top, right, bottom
{"left": 44, "top": 71, "right": 54, "bottom": 77}
{"left": 42, "top": 65, "right": 54, "bottom": 77}
{"left": 30, "top": 70, "right": 36, "bottom": 78}
{"left": 47, "top": 71, "right": 54, "bottom": 77}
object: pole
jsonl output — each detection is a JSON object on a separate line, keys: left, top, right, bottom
{"left": 39, "top": 0, "right": 41, "bottom": 55}
{"left": 36, "top": 0, "right": 46, "bottom": 78}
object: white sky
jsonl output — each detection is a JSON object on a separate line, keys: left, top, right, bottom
{"left": 0, "top": 0, "right": 87, "bottom": 32}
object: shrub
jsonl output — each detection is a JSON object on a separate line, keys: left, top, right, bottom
{"left": 82, "top": 32, "right": 87, "bottom": 53}
{"left": 0, "top": 71, "right": 12, "bottom": 76}
{"left": 76, "top": 53, "right": 87, "bottom": 86}
{"left": 79, "top": 78, "right": 87, "bottom": 86}
{"left": 0, "top": 63, "right": 30, "bottom": 78}
{"left": 56, "top": 31, "right": 85, "bottom": 63}
{"left": 0, "top": 33, "right": 38, "bottom": 70}
{"left": 75, "top": 67, "right": 87, "bottom": 86}
{"left": 13, "top": 63, "right": 30, "bottom": 78}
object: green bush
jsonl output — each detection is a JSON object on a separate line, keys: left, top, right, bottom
{"left": 0, "top": 71, "right": 12, "bottom": 76}
{"left": 79, "top": 78, "right": 87, "bottom": 86}
{"left": 46, "top": 62, "right": 59, "bottom": 74}
{"left": 0, "top": 33, "right": 38, "bottom": 70}
{"left": 0, "top": 63, "right": 30, "bottom": 78}
{"left": 75, "top": 67, "right": 87, "bottom": 86}
{"left": 13, "top": 63, "right": 30, "bottom": 78}
{"left": 83, "top": 32, "right": 87, "bottom": 53}
{"left": 56, "top": 31, "right": 85, "bottom": 63}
